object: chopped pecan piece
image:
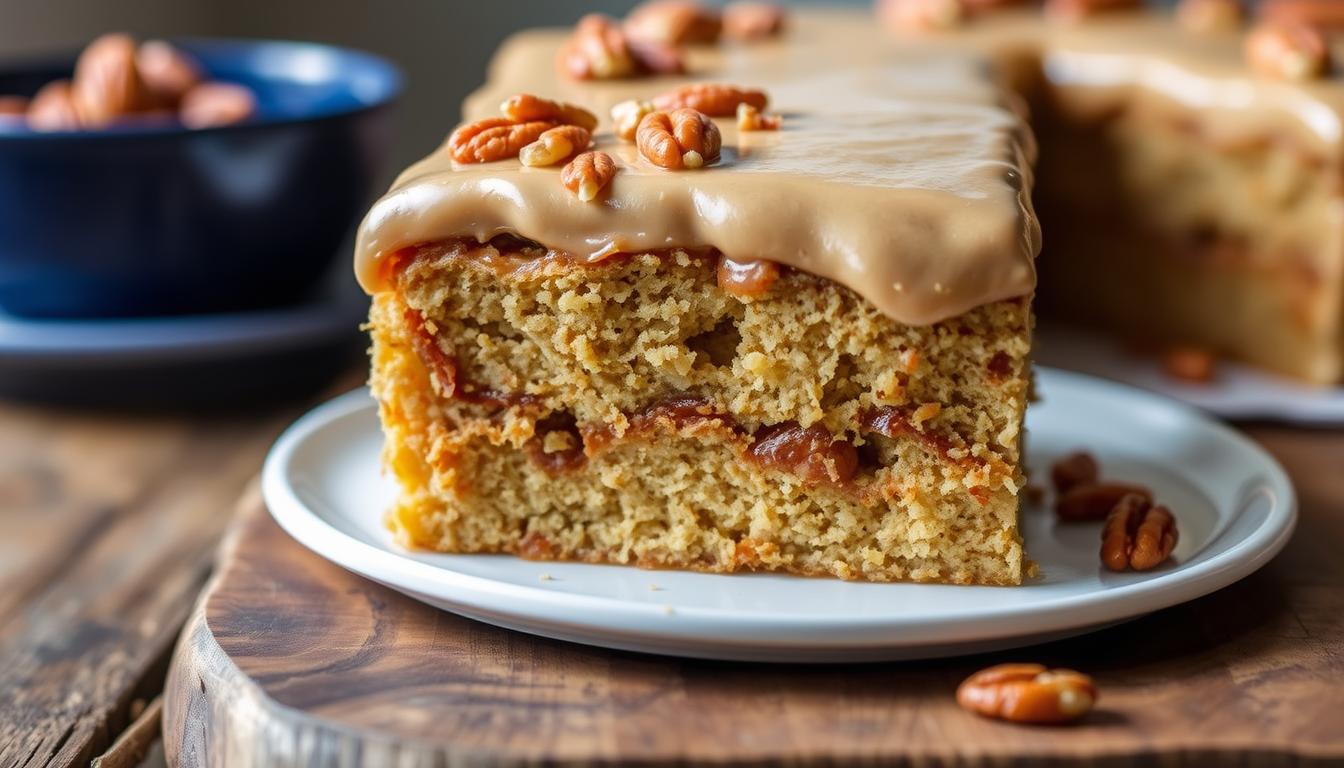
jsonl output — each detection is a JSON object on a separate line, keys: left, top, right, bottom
{"left": 636, "top": 108, "right": 722, "bottom": 169}
{"left": 561, "top": 150, "right": 617, "bottom": 202}
{"left": 1056, "top": 482, "right": 1154, "bottom": 522}
{"left": 612, "top": 99, "right": 656, "bottom": 141}
{"left": 500, "top": 93, "right": 598, "bottom": 132}
{"left": 653, "top": 83, "right": 768, "bottom": 117}
{"left": 736, "top": 102, "right": 781, "bottom": 131}
{"left": 1246, "top": 20, "right": 1330, "bottom": 80}
{"left": 723, "top": 1, "right": 788, "bottom": 39}
{"left": 1101, "top": 494, "right": 1179, "bottom": 571}
{"left": 624, "top": 0, "right": 722, "bottom": 45}
{"left": 448, "top": 117, "right": 556, "bottom": 164}
{"left": 519, "top": 124, "right": 592, "bottom": 167}
{"left": 1050, "top": 452, "right": 1099, "bottom": 494}
{"left": 957, "top": 664, "right": 1098, "bottom": 724}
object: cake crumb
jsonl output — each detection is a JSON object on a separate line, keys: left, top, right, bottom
{"left": 649, "top": 584, "right": 663, "bottom": 591}
{"left": 663, "top": 605, "right": 675, "bottom": 615}
{"left": 539, "top": 573, "right": 555, "bottom": 582}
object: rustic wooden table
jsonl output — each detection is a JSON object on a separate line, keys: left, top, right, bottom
{"left": 1, "top": 381, "right": 1341, "bottom": 767}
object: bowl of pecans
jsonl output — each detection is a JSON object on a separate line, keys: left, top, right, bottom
{"left": 0, "top": 35, "right": 401, "bottom": 318}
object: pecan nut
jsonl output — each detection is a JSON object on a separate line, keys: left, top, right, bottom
{"left": 558, "top": 14, "right": 640, "bottom": 80}
{"left": 1056, "top": 482, "right": 1153, "bottom": 521}
{"left": 1045, "top": 0, "right": 1143, "bottom": 23}
{"left": 1050, "top": 451, "right": 1099, "bottom": 494}
{"left": 624, "top": 0, "right": 722, "bottom": 45}
{"left": 136, "top": 40, "right": 202, "bottom": 108}
{"left": 1161, "top": 345, "right": 1217, "bottom": 383}
{"left": 737, "top": 102, "right": 781, "bottom": 131}
{"left": 26, "top": 81, "right": 82, "bottom": 132}
{"left": 1176, "top": 0, "right": 1244, "bottom": 33}
{"left": 520, "top": 124, "right": 592, "bottom": 167}
{"left": 957, "top": 664, "right": 1098, "bottom": 724}
{"left": 878, "top": 0, "right": 967, "bottom": 31}
{"left": 500, "top": 93, "right": 597, "bottom": 132}
{"left": 1246, "top": 21, "right": 1330, "bottom": 80}
{"left": 179, "top": 82, "right": 256, "bottom": 129}
{"left": 636, "top": 108, "right": 722, "bottom": 169}
{"left": 0, "top": 95, "right": 29, "bottom": 120}
{"left": 1261, "top": 0, "right": 1344, "bottom": 32}
{"left": 653, "top": 83, "right": 769, "bottom": 117}
{"left": 71, "top": 33, "right": 146, "bottom": 127}
{"left": 1102, "top": 494, "right": 1178, "bottom": 571}
{"left": 612, "top": 99, "right": 656, "bottom": 141}
{"left": 628, "top": 38, "right": 687, "bottom": 75}
{"left": 562, "top": 150, "right": 617, "bottom": 201}
{"left": 448, "top": 117, "right": 556, "bottom": 163}
{"left": 723, "top": 1, "right": 788, "bottom": 39}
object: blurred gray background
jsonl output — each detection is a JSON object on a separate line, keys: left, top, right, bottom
{"left": 0, "top": 1, "right": 858, "bottom": 175}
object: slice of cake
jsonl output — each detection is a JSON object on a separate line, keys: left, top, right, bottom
{"left": 356, "top": 20, "right": 1039, "bottom": 584}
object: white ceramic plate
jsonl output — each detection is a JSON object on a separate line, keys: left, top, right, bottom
{"left": 1036, "top": 326, "right": 1344, "bottom": 424}
{"left": 263, "top": 369, "right": 1296, "bottom": 662}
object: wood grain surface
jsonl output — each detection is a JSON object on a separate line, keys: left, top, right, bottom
{"left": 163, "top": 425, "right": 1344, "bottom": 768}
{"left": 0, "top": 369, "right": 363, "bottom": 768}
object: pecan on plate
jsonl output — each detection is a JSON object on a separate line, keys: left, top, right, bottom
{"left": 1050, "top": 451, "right": 1099, "bottom": 494}
{"left": 1246, "top": 20, "right": 1330, "bottom": 80}
{"left": 71, "top": 33, "right": 146, "bottom": 127}
{"left": 448, "top": 117, "right": 556, "bottom": 164}
{"left": 519, "top": 124, "right": 592, "bottom": 167}
{"left": 723, "top": 1, "right": 788, "bottom": 40}
{"left": 957, "top": 664, "right": 1098, "bottom": 724}
{"left": 1056, "top": 482, "right": 1154, "bottom": 522}
{"left": 653, "top": 83, "right": 768, "bottom": 117}
{"left": 636, "top": 108, "right": 721, "bottom": 169}
{"left": 500, "top": 93, "right": 597, "bottom": 132}
{"left": 1101, "top": 493, "right": 1179, "bottom": 571}
{"left": 562, "top": 150, "right": 617, "bottom": 202}
{"left": 1161, "top": 345, "right": 1217, "bottom": 383}
{"left": 624, "top": 0, "right": 722, "bottom": 45}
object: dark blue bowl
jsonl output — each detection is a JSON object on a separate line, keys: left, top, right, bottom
{"left": 0, "top": 39, "right": 401, "bottom": 318}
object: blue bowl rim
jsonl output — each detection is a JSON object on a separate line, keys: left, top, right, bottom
{"left": 0, "top": 36, "right": 403, "bottom": 141}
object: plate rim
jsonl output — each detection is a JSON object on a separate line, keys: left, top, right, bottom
{"left": 262, "top": 368, "right": 1297, "bottom": 656}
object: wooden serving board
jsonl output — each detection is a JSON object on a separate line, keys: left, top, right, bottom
{"left": 164, "top": 463, "right": 1344, "bottom": 767}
